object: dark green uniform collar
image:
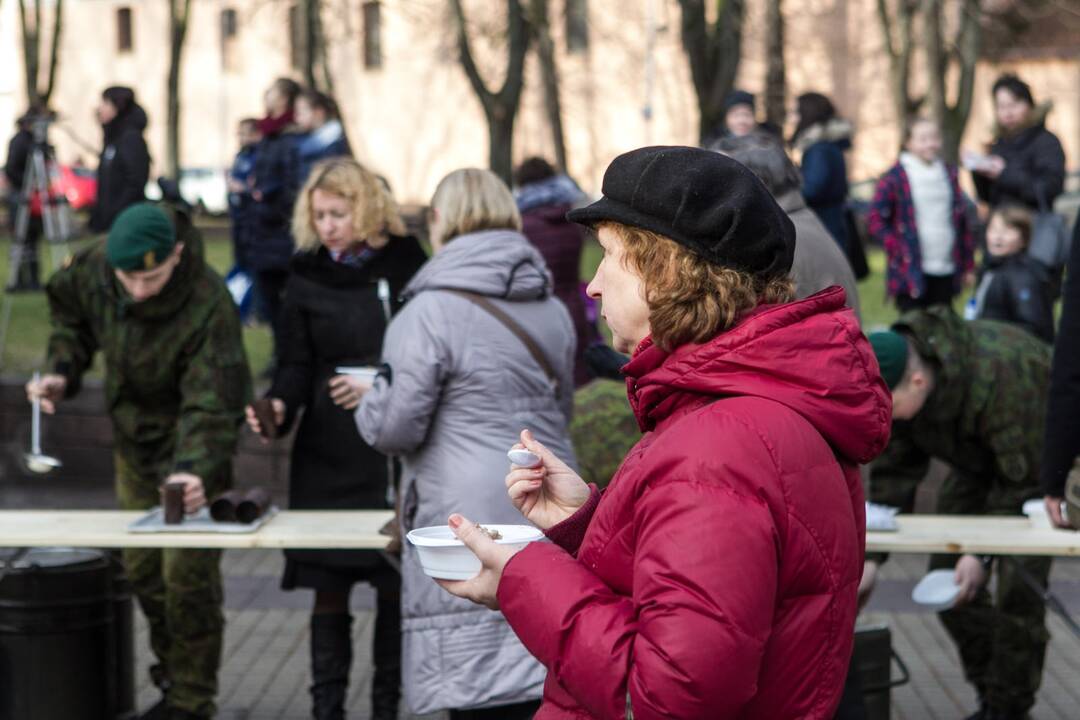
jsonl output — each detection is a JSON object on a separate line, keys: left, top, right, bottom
{"left": 892, "top": 306, "right": 972, "bottom": 422}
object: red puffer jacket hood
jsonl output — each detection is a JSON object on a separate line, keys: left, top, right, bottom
{"left": 625, "top": 286, "right": 891, "bottom": 465}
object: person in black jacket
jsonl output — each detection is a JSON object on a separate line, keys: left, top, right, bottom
{"left": 971, "top": 204, "right": 1055, "bottom": 343}
{"left": 1043, "top": 213, "right": 1080, "bottom": 528}
{"left": 248, "top": 77, "right": 303, "bottom": 372}
{"left": 969, "top": 74, "right": 1066, "bottom": 212}
{"left": 4, "top": 110, "right": 42, "bottom": 291}
{"left": 89, "top": 86, "right": 150, "bottom": 233}
{"left": 245, "top": 158, "right": 426, "bottom": 720}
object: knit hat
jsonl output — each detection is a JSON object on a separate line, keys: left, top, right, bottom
{"left": 869, "top": 331, "right": 909, "bottom": 390}
{"left": 106, "top": 204, "right": 177, "bottom": 272}
{"left": 566, "top": 146, "right": 796, "bottom": 278}
{"left": 725, "top": 90, "right": 756, "bottom": 113}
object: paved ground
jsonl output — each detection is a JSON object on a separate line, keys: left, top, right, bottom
{"left": 125, "top": 548, "right": 1080, "bottom": 720}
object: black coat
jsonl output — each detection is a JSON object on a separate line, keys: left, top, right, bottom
{"left": 4, "top": 129, "right": 31, "bottom": 190}
{"left": 975, "top": 252, "right": 1055, "bottom": 344}
{"left": 269, "top": 237, "right": 427, "bottom": 566}
{"left": 246, "top": 129, "right": 301, "bottom": 272}
{"left": 1042, "top": 215, "right": 1080, "bottom": 496}
{"left": 973, "top": 109, "right": 1065, "bottom": 211}
{"left": 89, "top": 105, "right": 150, "bottom": 233}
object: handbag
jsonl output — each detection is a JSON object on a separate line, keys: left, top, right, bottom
{"left": 1028, "top": 184, "right": 1070, "bottom": 280}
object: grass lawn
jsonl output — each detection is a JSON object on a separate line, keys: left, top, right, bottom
{"left": 1, "top": 220, "right": 910, "bottom": 379}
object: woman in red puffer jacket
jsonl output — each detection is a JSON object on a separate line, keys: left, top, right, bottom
{"left": 437, "top": 146, "right": 892, "bottom": 720}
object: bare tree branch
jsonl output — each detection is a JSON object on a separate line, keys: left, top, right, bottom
{"left": 677, "top": 0, "right": 746, "bottom": 142}
{"left": 527, "top": 0, "right": 567, "bottom": 170}
{"left": 43, "top": 0, "right": 63, "bottom": 106}
{"left": 167, "top": 0, "right": 194, "bottom": 180}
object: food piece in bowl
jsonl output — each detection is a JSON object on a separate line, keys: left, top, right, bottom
{"left": 476, "top": 524, "right": 503, "bottom": 540}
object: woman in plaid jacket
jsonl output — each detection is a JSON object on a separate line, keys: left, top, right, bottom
{"left": 868, "top": 119, "right": 975, "bottom": 311}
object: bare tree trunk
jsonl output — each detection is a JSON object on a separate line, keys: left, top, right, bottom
{"left": 17, "top": 0, "right": 40, "bottom": 107}
{"left": 42, "top": 0, "right": 62, "bottom": 106}
{"left": 875, "top": 0, "right": 920, "bottom": 136}
{"left": 167, "top": 0, "right": 193, "bottom": 181}
{"left": 922, "top": 0, "right": 981, "bottom": 162}
{"left": 450, "top": 0, "right": 531, "bottom": 184}
{"left": 302, "top": 0, "right": 318, "bottom": 89}
{"left": 676, "top": 0, "right": 746, "bottom": 144}
{"left": 764, "top": 0, "right": 786, "bottom": 129}
{"left": 528, "top": 0, "right": 567, "bottom": 171}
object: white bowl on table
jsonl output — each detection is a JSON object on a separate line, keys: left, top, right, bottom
{"left": 1023, "top": 498, "right": 1052, "bottom": 529}
{"left": 406, "top": 524, "right": 544, "bottom": 580}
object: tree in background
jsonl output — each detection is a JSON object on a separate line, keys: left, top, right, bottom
{"left": 676, "top": 0, "right": 746, "bottom": 144}
{"left": 764, "top": 0, "right": 786, "bottom": 130}
{"left": 166, "top": 0, "right": 193, "bottom": 181}
{"left": 450, "top": 0, "right": 531, "bottom": 184}
{"left": 16, "top": 0, "right": 64, "bottom": 109}
{"left": 527, "top": 0, "right": 568, "bottom": 172}
{"left": 875, "top": 0, "right": 982, "bottom": 162}
{"left": 298, "top": 0, "right": 335, "bottom": 95}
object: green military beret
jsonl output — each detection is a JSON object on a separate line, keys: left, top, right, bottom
{"left": 869, "top": 330, "right": 908, "bottom": 390}
{"left": 106, "top": 203, "right": 176, "bottom": 271}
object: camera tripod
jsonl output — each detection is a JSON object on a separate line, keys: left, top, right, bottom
{"left": 0, "top": 116, "right": 73, "bottom": 363}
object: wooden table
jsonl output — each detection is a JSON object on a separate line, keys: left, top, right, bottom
{"left": 0, "top": 510, "right": 394, "bottom": 549}
{"left": 1, "top": 511, "right": 1078, "bottom": 556}
{"left": 867, "top": 515, "right": 1080, "bottom": 557}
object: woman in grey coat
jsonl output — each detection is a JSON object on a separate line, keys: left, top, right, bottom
{"left": 354, "top": 168, "right": 577, "bottom": 718}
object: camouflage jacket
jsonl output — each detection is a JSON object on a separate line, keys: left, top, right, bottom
{"left": 870, "top": 307, "right": 1051, "bottom": 515}
{"left": 45, "top": 209, "right": 252, "bottom": 487}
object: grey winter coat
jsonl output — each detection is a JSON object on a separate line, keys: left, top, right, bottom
{"left": 355, "top": 229, "right": 577, "bottom": 714}
{"left": 779, "top": 190, "right": 862, "bottom": 323}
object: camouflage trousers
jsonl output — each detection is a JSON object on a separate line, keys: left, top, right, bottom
{"left": 115, "top": 451, "right": 225, "bottom": 718}
{"left": 930, "top": 552, "right": 1050, "bottom": 716}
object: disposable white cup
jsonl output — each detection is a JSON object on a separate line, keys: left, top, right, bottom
{"left": 1023, "top": 499, "right": 1052, "bottom": 529}
{"left": 334, "top": 366, "right": 379, "bottom": 384}
{"left": 406, "top": 524, "right": 544, "bottom": 580}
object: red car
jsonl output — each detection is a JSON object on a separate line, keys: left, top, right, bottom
{"left": 28, "top": 163, "right": 97, "bottom": 216}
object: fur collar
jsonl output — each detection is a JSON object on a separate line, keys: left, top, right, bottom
{"left": 794, "top": 118, "right": 853, "bottom": 153}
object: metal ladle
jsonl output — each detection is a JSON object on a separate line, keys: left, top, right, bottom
{"left": 25, "top": 371, "right": 62, "bottom": 474}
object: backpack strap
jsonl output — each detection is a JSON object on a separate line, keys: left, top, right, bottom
{"left": 444, "top": 289, "right": 559, "bottom": 393}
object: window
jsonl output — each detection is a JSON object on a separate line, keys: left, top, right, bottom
{"left": 566, "top": 0, "right": 588, "bottom": 54}
{"left": 363, "top": 2, "right": 382, "bottom": 69}
{"left": 221, "top": 8, "right": 239, "bottom": 71}
{"left": 117, "top": 7, "right": 133, "bottom": 53}
{"left": 288, "top": 4, "right": 305, "bottom": 70}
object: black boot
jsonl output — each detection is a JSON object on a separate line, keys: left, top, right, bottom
{"left": 371, "top": 571, "right": 402, "bottom": 720}
{"left": 310, "top": 613, "right": 353, "bottom": 720}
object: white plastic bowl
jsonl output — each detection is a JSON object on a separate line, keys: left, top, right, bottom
{"left": 911, "top": 569, "right": 961, "bottom": 611}
{"left": 1023, "top": 498, "right": 1052, "bottom": 529}
{"left": 406, "top": 524, "right": 544, "bottom": 580}
{"left": 335, "top": 366, "right": 379, "bottom": 384}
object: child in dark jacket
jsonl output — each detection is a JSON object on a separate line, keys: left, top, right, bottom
{"left": 868, "top": 118, "right": 975, "bottom": 312}
{"left": 969, "top": 204, "right": 1055, "bottom": 343}
{"left": 227, "top": 118, "right": 261, "bottom": 271}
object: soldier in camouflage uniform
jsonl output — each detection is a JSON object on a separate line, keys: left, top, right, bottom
{"left": 26, "top": 203, "right": 252, "bottom": 720}
{"left": 865, "top": 307, "right": 1051, "bottom": 720}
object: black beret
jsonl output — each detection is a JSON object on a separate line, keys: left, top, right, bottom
{"left": 567, "top": 146, "right": 796, "bottom": 279}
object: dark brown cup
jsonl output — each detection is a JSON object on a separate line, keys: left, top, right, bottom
{"left": 209, "top": 490, "right": 244, "bottom": 523}
{"left": 161, "top": 481, "right": 186, "bottom": 525}
{"left": 236, "top": 487, "right": 272, "bottom": 524}
{"left": 250, "top": 398, "right": 280, "bottom": 439}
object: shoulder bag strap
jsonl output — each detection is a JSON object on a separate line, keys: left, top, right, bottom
{"left": 444, "top": 289, "right": 559, "bottom": 392}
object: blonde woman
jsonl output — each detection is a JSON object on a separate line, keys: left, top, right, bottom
{"left": 245, "top": 158, "right": 426, "bottom": 720}
{"left": 354, "top": 168, "right": 577, "bottom": 718}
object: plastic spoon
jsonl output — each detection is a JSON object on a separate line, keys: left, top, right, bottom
{"left": 507, "top": 448, "right": 542, "bottom": 468}
{"left": 25, "top": 371, "right": 62, "bottom": 474}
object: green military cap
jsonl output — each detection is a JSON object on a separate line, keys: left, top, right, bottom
{"left": 869, "top": 330, "right": 908, "bottom": 390}
{"left": 106, "top": 203, "right": 176, "bottom": 271}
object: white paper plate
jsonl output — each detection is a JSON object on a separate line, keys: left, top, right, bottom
{"left": 911, "top": 569, "right": 961, "bottom": 611}
{"left": 406, "top": 524, "right": 543, "bottom": 580}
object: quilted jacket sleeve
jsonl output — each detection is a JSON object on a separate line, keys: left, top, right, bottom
{"left": 354, "top": 293, "right": 450, "bottom": 455}
{"left": 498, "top": 437, "right": 780, "bottom": 719}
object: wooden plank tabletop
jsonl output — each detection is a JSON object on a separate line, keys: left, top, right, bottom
{"left": 0, "top": 510, "right": 394, "bottom": 549}
{"left": 867, "top": 515, "right": 1080, "bottom": 557}
{"left": 2, "top": 511, "right": 1078, "bottom": 555}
